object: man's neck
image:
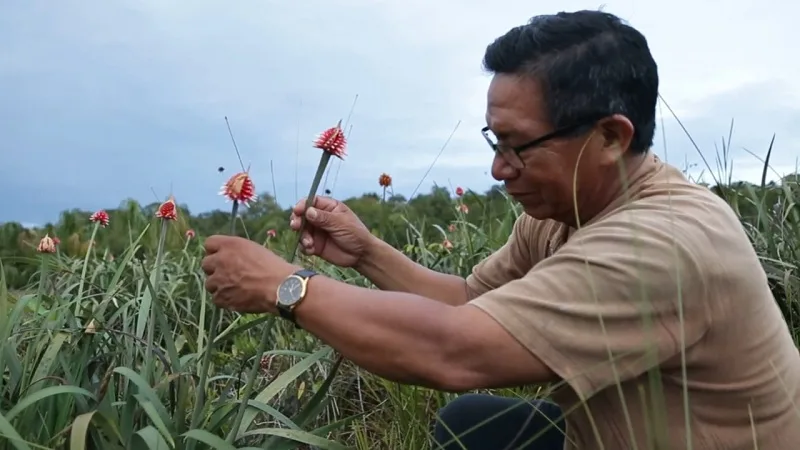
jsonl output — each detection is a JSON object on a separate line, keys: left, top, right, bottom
{"left": 569, "top": 151, "right": 656, "bottom": 228}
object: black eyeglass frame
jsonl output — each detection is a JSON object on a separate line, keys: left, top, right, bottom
{"left": 481, "top": 117, "right": 603, "bottom": 168}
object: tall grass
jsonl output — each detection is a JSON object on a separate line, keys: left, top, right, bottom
{"left": 0, "top": 126, "right": 798, "bottom": 449}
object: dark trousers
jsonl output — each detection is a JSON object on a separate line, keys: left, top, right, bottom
{"left": 432, "top": 394, "right": 566, "bottom": 450}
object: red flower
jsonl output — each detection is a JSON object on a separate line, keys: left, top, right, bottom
{"left": 156, "top": 196, "right": 178, "bottom": 221}
{"left": 185, "top": 229, "right": 196, "bottom": 239}
{"left": 378, "top": 173, "right": 392, "bottom": 188}
{"left": 52, "top": 236, "right": 61, "bottom": 245}
{"left": 89, "top": 210, "right": 110, "bottom": 227}
{"left": 313, "top": 121, "right": 347, "bottom": 159}
{"left": 442, "top": 239, "right": 454, "bottom": 251}
{"left": 455, "top": 187, "right": 464, "bottom": 196}
{"left": 37, "top": 234, "right": 56, "bottom": 253}
{"left": 267, "top": 229, "right": 277, "bottom": 238}
{"left": 220, "top": 172, "right": 256, "bottom": 205}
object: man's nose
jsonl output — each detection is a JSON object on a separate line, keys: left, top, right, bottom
{"left": 491, "top": 152, "right": 517, "bottom": 181}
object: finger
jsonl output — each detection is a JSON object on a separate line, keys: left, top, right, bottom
{"left": 201, "top": 254, "right": 218, "bottom": 275}
{"left": 204, "top": 275, "right": 217, "bottom": 294}
{"left": 304, "top": 206, "right": 335, "bottom": 227}
{"left": 292, "top": 199, "right": 307, "bottom": 216}
{"left": 289, "top": 214, "right": 303, "bottom": 231}
{"left": 293, "top": 196, "right": 339, "bottom": 214}
{"left": 204, "top": 235, "right": 228, "bottom": 254}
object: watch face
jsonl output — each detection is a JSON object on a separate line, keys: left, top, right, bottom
{"left": 278, "top": 276, "right": 304, "bottom": 306}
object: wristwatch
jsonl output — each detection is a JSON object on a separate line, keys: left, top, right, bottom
{"left": 275, "top": 268, "right": 318, "bottom": 326}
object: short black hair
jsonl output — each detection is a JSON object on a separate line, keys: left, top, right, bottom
{"left": 483, "top": 10, "right": 658, "bottom": 153}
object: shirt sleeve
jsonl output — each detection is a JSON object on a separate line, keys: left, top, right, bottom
{"left": 468, "top": 213, "right": 713, "bottom": 401}
{"left": 465, "top": 214, "right": 534, "bottom": 299}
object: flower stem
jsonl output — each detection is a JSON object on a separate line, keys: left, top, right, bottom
{"left": 74, "top": 222, "right": 99, "bottom": 317}
{"left": 145, "top": 219, "right": 169, "bottom": 385}
{"left": 189, "top": 200, "right": 239, "bottom": 446}
{"left": 36, "top": 253, "right": 48, "bottom": 300}
{"left": 227, "top": 151, "right": 331, "bottom": 443}
{"left": 288, "top": 151, "right": 331, "bottom": 263}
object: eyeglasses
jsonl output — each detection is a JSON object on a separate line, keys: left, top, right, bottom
{"left": 481, "top": 118, "right": 600, "bottom": 169}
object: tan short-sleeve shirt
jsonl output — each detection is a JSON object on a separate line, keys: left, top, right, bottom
{"left": 467, "top": 154, "right": 800, "bottom": 449}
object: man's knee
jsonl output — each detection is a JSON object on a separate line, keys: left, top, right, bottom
{"left": 432, "top": 394, "right": 490, "bottom": 445}
{"left": 432, "top": 394, "right": 564, "bottom": 449}
{"left": 433, "top": 394, "right": 487, "bottom": 436}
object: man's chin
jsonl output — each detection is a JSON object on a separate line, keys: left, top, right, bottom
{"left": 521, "top": 204, "right": 555, "bottom": 221}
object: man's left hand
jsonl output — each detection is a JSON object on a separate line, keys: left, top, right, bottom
{"left": 201, "top": 235, "right": 301, "bottom": 314}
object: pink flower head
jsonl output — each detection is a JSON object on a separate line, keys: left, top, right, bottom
{"left": 458, "top": 203, "right": 469, "bottom": 214}
{"left": 267, "top": 229, "right": 277, "bottom": 238}
{"left": 220, "top": 172, "right": 256, "bottom": 205}
{"left": 442, "top": 239, "right": 454, "bottom": 251}
{"left": 89, "top": 210, "right": 110, "bottom": 227}
{"left": 156, "top": 196, "right": 178, "bottom": 221}
{"left": 313, "top": 120, "right": 347, "bottom": 159}
{"left": 448, "top": 223, "right": 456, "bottom": 233}
{"left": 185, "top": 229, "right": 195, "bottom": 239}
{"left": 52, "top": 236, "right": 61, "bottom": 245}
{"left": 455, "top": 187, "right": 464, "bottom": 197}
{"left": 37, "top": 234, "right": 56, "bottom": 253}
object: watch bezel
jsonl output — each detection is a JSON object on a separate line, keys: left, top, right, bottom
{"left": 276, "top": 275, "right": 307, "bottom": 308}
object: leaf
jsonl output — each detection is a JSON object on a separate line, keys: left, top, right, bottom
{"left": 266, "top": 413, "right": 365, "bottom": 450}
{"left": 112, "top": 367, "right": 175, "bottom": 440}
{"left": 133, "top": 394, "right": 177, "bottom": 448}
{"left": 262, "top": 355, "right": 344, "bottom": 449}
{"left": 5, "top": 385, "right": 95, "bottom": 422}
{"left": 241, "top": 427, "right": 352, "bottom": 450}
{"left": 237, "top": 347, "right": 330, "bottom": 436}
{"left": 69, "top": 411, "right": 96, "bottom": 450}
{"left": 0, "top": 412, "right": 32, "bottom": 450}
{"left": 27, "top": 331, "right": 69, "bottom": 396}
{"left": 132, "top": 425, "right": 172, "bottom": 450}
{"left": 182, "top": 429, "right": 237, "bottom": 450}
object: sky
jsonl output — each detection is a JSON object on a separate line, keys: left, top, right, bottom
{"left": 1, "top": 0, "right": 798, "bottom": 226}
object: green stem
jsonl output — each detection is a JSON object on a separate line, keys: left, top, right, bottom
{"left": 74, "top": 222, "right": 100, "bottom": 317}
{"left": 227, "top": 151, "right": 331, "bottom": 443}
{"left": 180, "top": 235, "right": 190, "bottom": 265}
{"left": 145, "top": 219, "right": 169, "bottom": 385}
{"left": 288, "top": 151, "right": 332, "bottom": 263}
{"left": 36, "top": 253, "right": 48, "bottom": 301}
{"left": 189, "top": 201, "right": 238, "bottom": 447}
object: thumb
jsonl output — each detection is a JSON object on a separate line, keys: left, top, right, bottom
{"left": 305, "top": 207, "right": 333, "bottom": 227}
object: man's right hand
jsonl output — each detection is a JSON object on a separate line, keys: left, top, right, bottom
{"left": 289, "top": 196, "right": 375, "bottom": 268}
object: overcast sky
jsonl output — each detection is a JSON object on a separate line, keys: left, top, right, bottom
{"left": 2, "top": 0, "right": 798, "bottom": 226}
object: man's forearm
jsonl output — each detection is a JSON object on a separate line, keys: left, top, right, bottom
{"left": 294, "top": 275, "right": 467, "bottom": 390}
{"left": 355, "top": 237, "right": 470, "bottom": 306}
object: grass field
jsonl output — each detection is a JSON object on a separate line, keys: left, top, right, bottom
{"left": 1, "top": 127, "right": 798, "bottom": 449}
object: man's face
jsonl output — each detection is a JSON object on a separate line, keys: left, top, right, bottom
{"left": 485, "top": 74, "right": 617, "bottom": 224}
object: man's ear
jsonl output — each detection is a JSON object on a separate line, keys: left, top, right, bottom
{"left": 598, "top": 114, "right": 635, "bottom": 165}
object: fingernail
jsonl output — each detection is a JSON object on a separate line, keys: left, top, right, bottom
{"left": 302, "top": 238, "right": 312, "bottom": 247}
{"left": 307, "top": 208, "right": 317, "bottom": 220}
{"left": 290, "top": 218, "right": 296, "bottom": 227}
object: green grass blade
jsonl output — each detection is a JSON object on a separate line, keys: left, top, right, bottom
{"left": 241, "top": 427, "right": 352, "bottom": 450}
{"left": 69, "top": 411, "right": 96, "bottom": 450}
{"left": 5, "top": 385, "right": 95, "bottom": 422}
{"left": 237, "top": 347, "right": 331, "bottom": 438}
{"left": 132, "top": 425, "right": 172, "bottom": 450}
{"left": 0, "top": 412, "right": 33, "bottom": 450}
{"left": 182, "top": 429, "right": 238, "bottom": 450}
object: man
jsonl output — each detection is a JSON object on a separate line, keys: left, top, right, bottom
{"left": 201, "top": 10, "right": 800, "bottom": 450}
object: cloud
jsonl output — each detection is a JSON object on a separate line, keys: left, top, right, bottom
{"left": 1, "top": 0, "right": 798, "bottom": 225}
